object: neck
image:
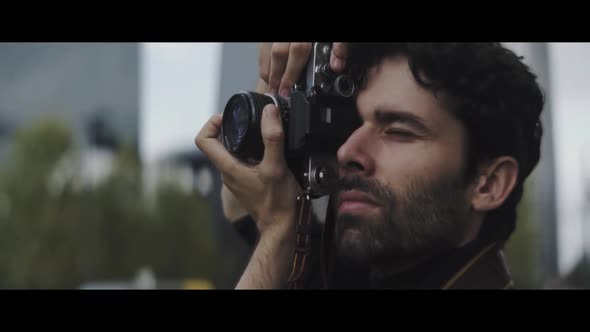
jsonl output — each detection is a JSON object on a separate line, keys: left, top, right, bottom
{"left": 458, "top": 214, "right": 484, "bottom": 246}
{"left": 328, "top": 249, "right": 443, "bottom": 289}
{"left": 369, "top": 252, "right": 436, "bottom": 282}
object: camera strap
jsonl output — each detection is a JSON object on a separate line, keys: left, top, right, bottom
{"left": 287, "top": 190, "right": 313, "bottom": 289}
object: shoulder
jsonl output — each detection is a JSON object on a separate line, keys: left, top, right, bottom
{"left": 442, "top": 242, "right": 514, "bottom": 290}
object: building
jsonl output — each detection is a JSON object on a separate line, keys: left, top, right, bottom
{"left": 0, "top": 43, "right": 139, "bottom": 159}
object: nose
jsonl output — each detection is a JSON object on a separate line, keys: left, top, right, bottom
{"left": 336, "top": 124, "right": 375, "bottom": 178}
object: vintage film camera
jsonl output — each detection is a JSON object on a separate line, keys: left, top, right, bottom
{"left": 221, "top": 43, "right": 360, "bottom": 198}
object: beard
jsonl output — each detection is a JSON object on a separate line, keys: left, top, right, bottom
{"left": 331, "top": 172, "right": 471, "bottom": 282}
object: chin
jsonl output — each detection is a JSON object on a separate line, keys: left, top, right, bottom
{"left": 340, "top": 228, "right": 362, "bottom": 245}
{"left": 335, "top": 227, "right": 372, "bottom": 259}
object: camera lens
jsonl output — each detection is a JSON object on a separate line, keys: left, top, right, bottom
{"left": 226, "top": 103, "right": 248, "bottom": 147}
{"left": 221, "top": 92, "right": 280, "bottom": 160}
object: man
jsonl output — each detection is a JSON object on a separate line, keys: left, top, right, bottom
{"left": 196, "top": 43, "right": 544, "bottom": 289}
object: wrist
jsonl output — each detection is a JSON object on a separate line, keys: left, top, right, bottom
{"left": 258, "top": 210, "right": 296, "bottom": 238}
{"left": 257, "top": 222, "right": 296, "bottom": 272}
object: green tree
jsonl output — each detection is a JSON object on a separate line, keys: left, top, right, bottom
{"left": 0, "top": 118, "right": 220, "bottom": 288}
{"left": 0, "top": 117, "right": 74, "bottom": 287}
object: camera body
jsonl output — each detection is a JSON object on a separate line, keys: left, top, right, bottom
{"left": 221, "top": 43, "right": 360, "bottom": 198}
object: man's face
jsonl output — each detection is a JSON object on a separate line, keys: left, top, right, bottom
{"left": 333, "top": 56, "right": 473, "bottom": 266}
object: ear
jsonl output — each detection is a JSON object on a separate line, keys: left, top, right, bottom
{"left": 471, "top": 156, "right": 519, "bottom": 212}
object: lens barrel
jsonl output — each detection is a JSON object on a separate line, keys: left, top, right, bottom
{"left": 221, "top": 92, "right": 279, "bottom": 160}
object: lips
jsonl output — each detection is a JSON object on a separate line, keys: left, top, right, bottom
{"left": 336, "top": 190, "right": 380, "bottom": 214}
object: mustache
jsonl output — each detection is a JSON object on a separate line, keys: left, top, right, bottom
{"left": 335, "top": 176, "right": 394, "bottom": 205}
{"left": 338, "top": 176, "right": 376, "bottom": 192}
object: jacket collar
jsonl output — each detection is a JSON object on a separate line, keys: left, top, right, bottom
{"left": 359, "top": 238, "right": 514, "bottom": 289}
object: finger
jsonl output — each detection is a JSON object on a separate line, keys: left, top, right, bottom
{"left": 195, "top": 115, "right": 246, "bottom": 177}
{"left": 259, "top": 104, "right": 287, "bottom": 179}
{"left": 330, "top": 42, "right": 349, "bottom": 73}
{"left": 255, "top": 77, "right": 269, "bottom": 94}
{"left": 279, "top": 43, "right": 312, "bottom": 98}
{"left": 269, "top": 43, "right": 290, "bottom": 94}
{"left": 259, "top": 43, "right": 272, "bottom": 84}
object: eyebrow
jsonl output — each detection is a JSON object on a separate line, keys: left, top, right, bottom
{"left": 374, "top": 110, "right": 433, "bottom": 135}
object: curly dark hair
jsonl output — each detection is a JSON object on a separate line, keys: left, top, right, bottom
{"left": 346, "top": 43, "right": 545, "bottom": 243}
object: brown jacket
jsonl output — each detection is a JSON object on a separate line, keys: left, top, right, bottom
{"left": 442, "top": 242, "right": 514, "bottom": 290}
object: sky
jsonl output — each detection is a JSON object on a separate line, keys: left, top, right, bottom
{"left": 139, "top": 43, "right": 221, "bottom": 164}
{"left": 548, "top": 43, "right": 590, "bottom": 274}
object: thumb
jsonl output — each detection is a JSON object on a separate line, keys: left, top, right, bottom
{"left": 260, "top": 104, "right": 286, "bottom": 169}
{"left": 330, "top": 42, "right": 348, "bottom": 73}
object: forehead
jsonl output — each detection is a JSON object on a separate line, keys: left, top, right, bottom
{"left": 356, "top": 56, "right": 453, "bottom": 128}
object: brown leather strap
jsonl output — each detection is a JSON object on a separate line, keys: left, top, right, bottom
{"left": 320, "top": 195, "right": 336, "bottom": 288}
{"left": 287, "top": 191, "right": 313, "bottom": 289}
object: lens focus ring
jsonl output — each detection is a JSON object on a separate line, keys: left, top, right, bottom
{"left": 222, "top": 91, "right": 285, "bottom": 161}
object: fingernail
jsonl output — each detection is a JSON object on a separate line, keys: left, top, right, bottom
{"left": 270, "top": 87, "right": 278, "bottom": 96}
{"left": 279, "top": 88, "right": 289, "bottom": 98}
{"left": 331, "top": 58, "right": 344, "bottom": 72}
{"left": 263, "top": 105, "right": 275, "bottom": 118}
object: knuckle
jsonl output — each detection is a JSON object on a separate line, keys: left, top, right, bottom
{"left": 271, "top": 43, "right": 290, "bottom": 59}
{"left": 259, "top": 67, "right": 269, "bottom": 82}
{"left": 290, "top": 42, "right": 311, "bottom": 56}
{"left": 194, "top": 133, "right": 205, "bottom": 150}
{"left": 263, "top": 126, "right": 284, "bottom": 143}
{"left": 260, "top": 165, "right": 286, "bottom": 181}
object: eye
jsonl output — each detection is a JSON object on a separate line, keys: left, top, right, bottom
{"left": 385, "top": 128, "right": 415, "bottom": 138}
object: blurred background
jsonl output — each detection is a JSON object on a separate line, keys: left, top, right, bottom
{"left": 0, "top": 42, "right": 587, "bottom": 289}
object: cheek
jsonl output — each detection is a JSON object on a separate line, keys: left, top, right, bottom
{"left": 372, "top": 140, "right": 465, "bottom": 189}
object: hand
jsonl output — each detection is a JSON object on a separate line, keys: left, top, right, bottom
{"left": 221, "top": 183, "right": 248, "bottom": 223}
{"left": 196, "top": 104, "right": 302, "bottom": 236}
{"left": 258, "top": 42, "right": 349, "bottom": 98}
